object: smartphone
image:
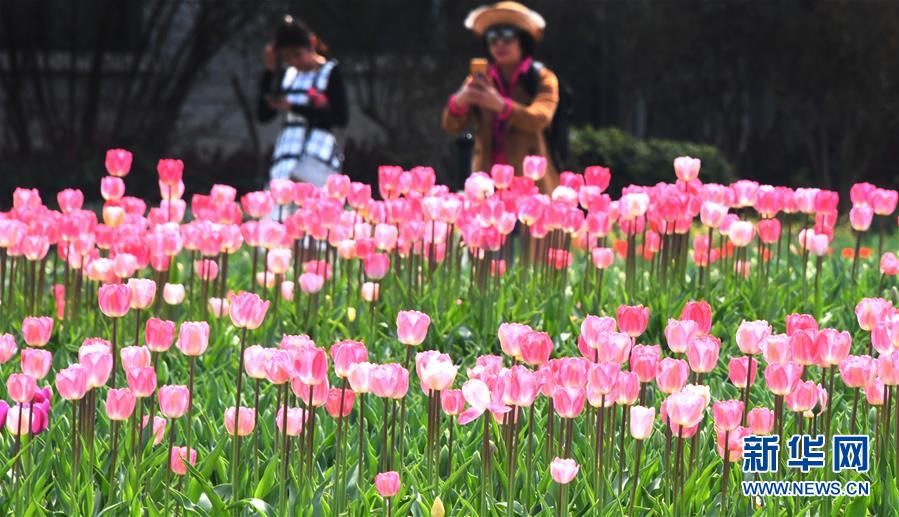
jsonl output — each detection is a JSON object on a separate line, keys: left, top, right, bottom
{"left": 469, "top": 58, "right": 488, "bottom": 80}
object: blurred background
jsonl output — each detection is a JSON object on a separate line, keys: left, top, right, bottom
{"left": 0, "top": 0, "right": 896, "bottom": 206}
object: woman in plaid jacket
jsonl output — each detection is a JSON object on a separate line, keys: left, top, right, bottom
{"left": 258, "top": 16, "right": 349, "bottom": 187}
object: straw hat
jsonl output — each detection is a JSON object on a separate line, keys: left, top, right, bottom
{"left": 464, "top": 2, "right": 546, "bottom": 40}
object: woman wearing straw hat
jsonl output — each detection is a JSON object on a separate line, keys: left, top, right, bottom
{"left": 442, "top": 1, "right": 560, "bottom": 193}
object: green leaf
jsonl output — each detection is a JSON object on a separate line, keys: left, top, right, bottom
{"left": 253, "top": 458, "right": 280, "bottom": 500}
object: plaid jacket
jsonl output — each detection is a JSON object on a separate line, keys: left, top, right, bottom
{"left": 270, "top": 60, "right": 342, "bottom": 180}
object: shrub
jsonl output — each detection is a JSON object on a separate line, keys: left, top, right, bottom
{"left": 568, "top": 126, "right": 736, "bottom": 194}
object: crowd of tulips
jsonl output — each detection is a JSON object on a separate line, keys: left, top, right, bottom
{"left": 0, "top": 148, "right": 897, "bottom": 515}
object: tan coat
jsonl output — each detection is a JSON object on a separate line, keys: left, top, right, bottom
{"left": 442, "top": 64, "right": 560, "bottom": 193}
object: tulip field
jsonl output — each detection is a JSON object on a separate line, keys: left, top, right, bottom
{"left": 1, "top": 151, "right": 899, "bottom": 516}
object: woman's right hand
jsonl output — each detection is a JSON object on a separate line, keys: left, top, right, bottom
{"left": 264, "top": 43, "right": 277, "bottom": 71}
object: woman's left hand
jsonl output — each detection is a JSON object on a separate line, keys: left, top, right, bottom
{"left": 471, "top": 83, "right": 507, "bottom": 113}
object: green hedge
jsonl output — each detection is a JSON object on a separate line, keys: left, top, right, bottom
{"left": 568, "top": 126, "right": 736, "bottom": 194}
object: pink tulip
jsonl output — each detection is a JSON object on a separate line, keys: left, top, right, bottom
{"left": 815, "top": 329, "right": 851, "bottom": 366}
{"left": 735, "top": 320, "right": 771, "bottom": 355}
{"left": 872, "top": 323, "right": 893, "bottom": 355}
{"left": 142, "top": 415, "right": 167, "bottom": 445}
{"left": 363, "top": 254, "right": 390, "bottom": 280}
{"left": 163, "top": 283, "right": 185, "bottom": 305}
{"left": 331, "top": 340, "right": 368, "bottom": 379}
{"left": 157, "top": 158, "right": 183, "bottom": 186}
{"left": 21, "top": 316, "right": 53, "bottom": 347}
{"left": 520, "top": 330, "right": 553, "bottom": 366}
{"left": 105, "top": 149, "right": 133, "bottom": 177}
{"left": 361, "top": 282, "right": 381, "bottom": 302}
{"left": 56, "top": 364, "right": 89, "bottom": 401}
{"left": 121, "top": 345, "right": 151, "bottom": 370}
{"left": 839, "top": 355, "right": 876, "bottom": 388}
{"left": 224, "top": 406, "right": 256, "bottom": 436}
{"left": 229, "top": 292, "right": 270, "bottom": 330}
{"left": 630, "top": 405, "right": 656, "bottom": 440}
{"left": 881, "top": 252, "right": 899, "bottom": 276}
{"left": 785, "top": 380, "right": 820, "bottom": 413}
{"left": 728, "top": 356, "right": 758, "bottom": 388}
{"left": 5, "top": 405, "right": 34, "bottom": 435}
{"left": 586, "top": 362, "right": 620, "bottom": 400}
{"left": 700, "top": 201, "right": 728, "bottom": 228}
{"left": 666, "top": 390, "right": 707, "bottom": 429}
{"left": 656, "top": 357, "right": 689, "bottom": 394}
{"left": 712, "top": 400, "right": 744, "bottom": 432}
{"left": 158, "top": 385, "right": 190, "bottom": 418}
{"left": 498, "top": 322, "right": 531, "bottom": 359}
{"left": 347, "top": 362, "right": 375, "bottom": 393}
{"left": 686, "top": 334, "right": 720, "bottom": 374}
{"left": 674, "top": 156, "right": 701, "bottom": 182}
{"left": 617, "top": 304, "right": 649, "bottom": 338}
{"left": 785, "top": 313, "right": 818, "bottom": 336}
{"left": 522, "top": 155, "right": 547, "bottom": 181}
{"left": 865, "top": 379, "right": 885, "bottom": 405}
{"left": 0, "top": 333, "right": 17, "bottom": 363}
{"left": 877, "top": 351, "right": 899, "bottom": 386}
{"left": 591, "top": 247, "right": 614, "bottom": 269}
{"left": 555, "top": 357, "right": 590, "bottom": 388}
{"left": 553, "top": 386, "right": 586, "bottom": 419}
{"left": 98, "top": 283, "right": 132, "bottom": 318}
{"left": 100, "top": 176, "right": 125, "bottom": 201}
{"left": 764, "top": 362, "right": 804, "bottom": 396}
{"left": 7, "top": 373, "right": 37, "bottom": 403}
{"left": 21, "top": 348, "right": 52, "bottom": 379}
{"left": 243, "top": 345, "right": 271, "bottom": 380}
{"left": 681, "top": 300, "right": 712, "bottom": 334}
{"left": 194, "top": 259, "right": 219, "bottom": 281}
{"left": 458, "top": 378, "right": 503, "bottom": 425}
{"left": 550, "top": 457, "right": 579, "bottom": 484}
{"left": 375, "top": 471, "right": 400, "bottom": 497}
{"left": 441, "top": 389, "right": 465, "bottom": 415}
{"left": 760, "top": 334, "right": 792, "bottom": 364}
{"left": 630, "top": 344, "right": 661, "bottom": 382}
{"left": 747, "top": 407, "right": 775, "bottom": 435}
{"left": 299, "top": 272, "right": 324, "bottom": 294}
{"left": 145, "top": 318, "right": 176, "bottom": 353}
{"left": 727, "top": 220, "right": 755, "bottom": 247}
{"left": 176, "top": 321, "right": 210, "bottom": 356}
{"left": 276, "top": 406, "right": 308, "bottom": 436}
{"left": 126, "top": 278, "right": 157, "bottom": 310}
{"left": 170, "top": 446, "right": 197, "bottom": 475}
{"left": 290, "top": 345, "right": 329, "bottom": 386}
{"left": 790, "top": 330, "right": 820, "bottom": 366}
{"left": 106, "top": 388, "right": 136, "bottom": 421}
{"left": 265, "top": 350, "right": 294, "bottom": 385}
{"left": 855, "top": 298, "right": 893, "bottom": 332}
{"left": 716, "top": 427, "right": 750, "bottom": 462}
{"left": 501, "top": 365, "right": 540, "bottom": 407}
{"left": 126, "top": 367, "right": 157, "bottom": 398}
{"left": 325, "top": 388, "right": 356, "bottom": 417}
{"left": 757, "top": 218, "right": 781, "bottom": 244}
{"left": 849, "top": 205, "right": 874, "bottom": 232}
{"left": 665, "top": 318, "right": 698, "bottom": 354}
{"left": 81, "top": 349, "right": 113, "bottom": 388}
{"left": 290, "top": 377, "right": 331, "bottom": 407}
{"left": 416, "top": 351, "right": 458, "bottom": 392}
{"left": 397, "top": 310, "right": 431, "bottom": 346}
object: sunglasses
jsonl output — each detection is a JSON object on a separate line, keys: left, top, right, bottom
{"left": 485, "top": 27, "right": 518, "bottom": 46}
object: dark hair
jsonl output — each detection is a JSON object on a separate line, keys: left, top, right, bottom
{"left": 482, "top": 25, "right": 535, "bottom": 61}
{"left": 274, "top": 15, "right": 328, "bottom": 55}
